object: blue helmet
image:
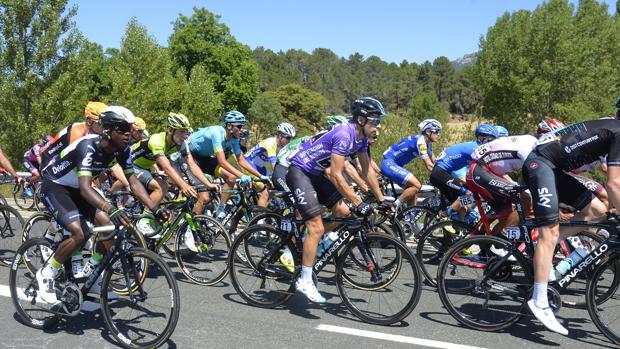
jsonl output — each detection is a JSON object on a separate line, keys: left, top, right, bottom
{"left": 475, "top": 124, "right": 499, "bottom": 138}
{"left": 495, "top": 125, "right": 509, "bottom": 137}
{"left": 223, "top": 110, "right": 247, "bottom": 124}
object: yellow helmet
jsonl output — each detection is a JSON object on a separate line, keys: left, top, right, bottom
{"left": 134, "top": 117, "right": 147, "bottom": 131}
{"left": 84, "top": 101, "right": 107, "bottom": 120}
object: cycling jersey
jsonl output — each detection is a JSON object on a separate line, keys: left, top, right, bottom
{"left": 276, "top": 135, "right": 312, "bottom": 168}
{"left": 22, "top": 143, "right": 44, "bottom": 174}
{"left": 40, "top": 122, "right": 90, "bottom": 165}
{"left": 471, "top": 135, "right": 538, "bottom": 176}
{"left": 435, "top": 141, "right": 479, "bottom": 173}
{"left": 289, "top": 123, "right": 368, "bottom": 175}
{"left": 131, "top": 132, "right": 188, "bottom": 169}
{"left": 534, "top": 118, "right": 620, "bottom": 171}
{"left": 245, "top": 137, "right": 279, "bottom": 176}
{"left": 382, "top": 134, "right": 432, "bottom": 166}
{"left": 188, "top": 126, "right": 241, "bottom": 158}
{"left": 41, "top": 134, "right": 133, "bottom": 188}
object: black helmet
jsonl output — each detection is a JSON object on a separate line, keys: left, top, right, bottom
{"left": 100, "top": 106, "right": 136, "bottom": 129}
{"left": 351, "top": 97, "right": 385, "bottom": 118}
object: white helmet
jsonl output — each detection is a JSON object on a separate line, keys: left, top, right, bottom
{"left": 277, "top": 122, "right": 296, "bottom": 138}
{"left": 100, "top": 106, "right": 136, "bottom": 129}
{"left": 418, "top": 119, "right": 442, "bottom": 133}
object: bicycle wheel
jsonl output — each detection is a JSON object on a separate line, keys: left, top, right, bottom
{"left": 343, "top": 223, "right": 402, "bottom": 271}
{"left": 437, "top": 235, "right": 532, "bottom": 331}
{"left": 13, "top": 184, "right": 35, "bottom": 210}
{"left": 586, "top": 254, "right": 620, "bottom": 345}
{"left": 396, "top": 205, "right": 439, "bottom": 241}
{"left": 9, "top": 238, "right": 61, "bottom": 329}
{"left": 229, "top": 224, "right": 296, "bottom": 308}
{"left": 174, "top": 215, "right": 231, "bottom": 286}
{"left": 336, "top": 232, "right": 422, "bottom": 325}
{"left": 106, "top": 227, "right": 149, "bottom": 296}
{"left": 416, "top": 219, "right": 473, "bottom": 287}
{"left": 248, "top": 212, "right": 282, "bottom": 227}
{"left": 101, "top": 247, "right": 180, "bottom": 349}
{"left": 0, "top": 193, "right": 7, "bottom": 206}
{"left": 557, "top": 231, "right": 603, "bottom": 308}
{"left": 21, "top": 212, "right": 55, "bottom": 242}
{"left": 0, "top": 204, "right": 26, "bottom": 265}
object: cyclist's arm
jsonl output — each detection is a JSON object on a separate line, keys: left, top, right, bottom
{"left": 358, "top": 151, "right": 384, "bottom": 202}
{"left": 79, "top": 175, "right": 110, "bottom": 212}
{"left": 126, "top": 173, "right": 158, "bottom": 211}
{"left": 0, "top": 147, "right": 18, "bottom": 177}
{"left": 234, "top": 153, "right": 263, "bottom": 178}
{"left": 110, "top": 164, "right": 130, "bottom": 190}
{"left": 184, "top": 152, "right": 217, "bottom": 188}
{"left": 344, "top": 161, "right": 368, "bottom": 192}
{"left": 422, "top": 157, "right": 434, "bottom": 172}
{"left": 156, "top": 155, "right": 190, "bottom": 189}
{"left": 215, "top": 150, "right": 245, "bottom": 178}
{"left": 329, "top": 153, "right": 362, "bottom": 206}
{"left": 606, "top": 166, "right": 620, "bottom": 209}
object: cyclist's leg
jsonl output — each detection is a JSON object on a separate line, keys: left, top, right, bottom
{"left": 430, "top": 166, "right": 465, "bottom": 217}
{"left": 272, "top": 163, "right": 290, "bottom": 192}
{"left": 381, "top": 158, "right": 420, "bottom": 207}
{"left": 556, "top": 172, "right": 606, "bottom": 237}
{"left": 134, "top": 166, "right": 164, "bottom": 205}
{"left": 570, "top": 172, "right": 609, "bottom": 210}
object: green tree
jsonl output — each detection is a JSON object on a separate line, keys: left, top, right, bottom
{"left": 407, "top": 91, "right": 449, "bottom": 126}
{"left": 247, "top": 93, "right": 284, "bottom": 140}
{"left": 181, "top": 64, "right": 223, "bottom": 126}
{"left": 265, "top": 84, "right": 327, "bottom": 135}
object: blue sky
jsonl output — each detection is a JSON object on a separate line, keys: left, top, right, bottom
{"left": 71, "top": 0, "right": 615, "bottom": 64}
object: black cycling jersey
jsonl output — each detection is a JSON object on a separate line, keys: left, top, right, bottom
{"left": 535, "top": 118, "right": 620, "bottom": 171}
{"left": 40, "top": 134, "right": 133, "bottom": 188}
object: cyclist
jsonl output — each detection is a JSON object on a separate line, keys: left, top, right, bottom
{"left": 35, "top": 106, "right": 161, "bottom": 304}
{"left": 40, "top": 101, "right": 107, "bottom": 165}
{"left": 286, "top": 97, "right": 386, "bottom": 303}
{"left": 429, "top": 124, "right": 499, "bottom": 218}
{"left": 130, "top": 116, "right": 148, "bottom": 145}
{"left": 131, "top": 112, "right": 216, "bottom": 224}
{"left": 245, "top": 122, "right": 296, "bottom": 206}
{"left": 380, "top": 119, "right": 441, "bottom": 209}
{"left": 22, "top": 135, "right": 53, "bottom": 184}
{"left": 522, "top": 118, "right": 618, "bottom": 335}
{"left": 188, "top": 111, "right": 269, "bottom": 221}
{"left": 495, "top": 125, "right": 509, "bottom": 137}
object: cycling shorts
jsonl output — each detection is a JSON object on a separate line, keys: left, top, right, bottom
{"left": 380, "top": 158, "right": 413, "bottom": 187}
{"left": 133, "top": 166, "right": 155, "bottom": 188}
{"left": 429, "top": 166, "right": 465, "bottom": 203}
{"left": 191, "top": 151, "right": 222, "bottom": 177}
{"left": 466, "top": 163, "right": 513, "bottom": 215}
{"left": 40, "top": 179, "right": 97, "bottom": 229}
{"left": 286, "top": 165, "right": 342, "bottom": 220}
{"left": 523, "top": 152, "right": 594, "bottom": 227}
{"left": 272, "top": 163, "right": 290, "bottom": 192}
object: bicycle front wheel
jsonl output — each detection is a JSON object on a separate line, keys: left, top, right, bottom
{"left": 336, "top": 232, "right": 422, "bottom": 325}
{"left": 100, "top": 247, "right": 180, "bottom": 349}
{"left": 437, "top": 235, "right": 532, "bottom": 331}
{"left": 586, "top": 255, "right": 620, "bottom": 345}
{"left": 13, "top": 184, "right": 35, "bottom": 210}
{"left": 0, "top": 204, "right": 26, "bottom": 265}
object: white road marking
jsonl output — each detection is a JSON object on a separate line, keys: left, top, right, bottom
{"left": 316, "top": 324, "right": 489, "bottom": 349}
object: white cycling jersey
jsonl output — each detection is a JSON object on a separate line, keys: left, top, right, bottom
{"left": 471, "top": 135, "right": 538, "bottom": 176}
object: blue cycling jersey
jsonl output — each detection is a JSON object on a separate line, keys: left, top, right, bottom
{"left": 435, "top": 141, "right": 479, "bottom": 172}
{"left": 188, "top": 126, "right": 241, "bottom": 158}
{"left": 382, "top": 135, "right": 432, "bottom": 166}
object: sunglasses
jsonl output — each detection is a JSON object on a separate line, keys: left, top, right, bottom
{"left": 112, "top": 124, "right": 132, "bottom": 133}
{"left": 366, "top": 117, "right": 381, "bottom": 126}
{"left": 278, "top": 133, "right": 292, "bottom": 140}
{"left": 230, "top": 124, "right": 245, "bottom": 130}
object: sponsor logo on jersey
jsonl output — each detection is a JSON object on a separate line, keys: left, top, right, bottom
{"left": 51, "top": 160, "right": 71, "bottom": 174}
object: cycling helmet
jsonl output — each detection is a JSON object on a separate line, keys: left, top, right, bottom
{"left": 325, "top": 115, "right": 349, "bottom": 128}
{"left": 84, "top": 101, "right": 107, "bottom": 120}
{"left": 223, "top": 110, "right": 247, "bottom": 124}
{"left": 351, "top": 97, "right": 385, "bottom": 118}
{"left": 475, "top": 124, "right": 499, "bottom": 138}
{"left": 418, "top": 119, "right": 442, "bottom": 133}
{"left": 537, "top": 117, "right": 565, "bottom": 134}
{"left": 41, "top": 135, "right": 53, "bottom": 143}
{"left": 495, "top": 125, "right": 509, "bottom": 137}
{"left": 100, "top": 106, "right": 136, "bottom": 129}
{"left": 168, "top": 112, "right": 192, "bottom": 130}
{"left": 277, "top": 122, "right": 296, "bottom": 138}
{"left": 134, "top": 117, "right": 146, "bottom": 131}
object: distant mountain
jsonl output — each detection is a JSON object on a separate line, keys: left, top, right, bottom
{"left": 452, "top": 53, "right": 477, "bottom": 71}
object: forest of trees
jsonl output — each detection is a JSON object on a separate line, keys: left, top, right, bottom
{"left": 1, "top": 0, "right": 620, "bottom": 163}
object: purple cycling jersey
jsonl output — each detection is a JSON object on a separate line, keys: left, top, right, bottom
{"left": 23, "top": 144, "right": 42, "bottom": 163}
{"left": 289, "top": 122, "right": 368, "bottom": 175}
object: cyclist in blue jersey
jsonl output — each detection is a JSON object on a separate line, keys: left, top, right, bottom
{"left": 188, "top": 111, "right": 269, "bottom": 220}
{"left": 429, "top": 124, "right": 499, "bottom": 214}
{"left": 286, "top": 97, "right": 387, "bottom": 303}
{"left": 381, "top": 119, "right": 441, "bottom": 209}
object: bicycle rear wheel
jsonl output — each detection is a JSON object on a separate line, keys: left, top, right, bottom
{"left": 228, "top": 224, "right": 296, "bottom": 308}
{"left": 586, "top": 255, "right": 620, "bottom": 345}
{"left": 9, "top": 237, "right": 61, "bottom": 329}
{"left": 0, "top": 204, "right": 26, "bottom": 265}
{"left": 13, "top": 184, "right": 35, "bottom": 210}
{"left": 174, "top": 215, "right": 231, "bottom": 286}
{"left": 336, "top": 232, "right": 422, "bottom": 325}
{"left": 437, "top": 235, "right": 532, "bottom": 331}
{"left": 101, "top": 247, "right": 180, "bottom": 349}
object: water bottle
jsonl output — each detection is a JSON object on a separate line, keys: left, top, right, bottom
{"left": 317, "top": 232, "right": 339, "bottom": 257}
{"left": 555, "top": 246, "right": 589, "bottom": 276}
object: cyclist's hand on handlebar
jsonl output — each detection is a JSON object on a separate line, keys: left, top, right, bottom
{"left": 353, "top": 201, "right": 373, "bottom": 217}
{"left": 16, "top": 176, "right": 25, "bottom": 186}
{"left": 107, "top": 206, "right": 131, "bottom": 226}
{"left": 153, "top": 207, "right": 172, "bottom": 223}
{"left": 181, "top": 184, "right": 198, "bottom": 198}
{"left": 239, "top": 175, "right": 252, "bottom": 186}
{"left": 376, "top": 200, "right": 395, "bottom": 214}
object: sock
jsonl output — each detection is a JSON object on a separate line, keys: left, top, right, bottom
{"left": 91, "top": 252, "right": 103, "bottom": 264}
{"left": 532, "top": 282, "right": 548, "bottom": 309}
{"left": 301, "top": 265, "right": 313, "bottom": 284}
{"left": 42, "top": 257, "right": 61, "bottom": 278}
{"left": 394, "top": 198, "right": 402, "bottom": 208}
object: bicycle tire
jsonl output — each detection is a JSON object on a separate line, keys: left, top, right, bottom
{"left": 396, "top": 205, "right": 440, "bottom": 241}
{"left": 174, "top": 214, "right": 231, "bottom": 286}
{"left": 9, "top": 237, "right": 61, "bottom": 330}
{"left": 437, "top": 235, "right": 532, "bottom": 331}
{"left": 586, "top": 254, "right": 620, "bottom": 345}
{"left": 13, "top": 183, "right": 35, "bottom": 210}
{"left": 0, "top": 204, "right": 26, "bottom": 265}
{"left": 100, "top": 247, "right": 180, "bottom": 349}
{"left": 336, "top": 232, "right": 422, "bottom": 325}
{"left": 416, "top": 219, "right": 473, "bottom": 287}
{"left": 21, "top": 211, "right": 55, "bottom": 242}
{"left": 229, "top": 224, "right": 296, "bottom": 308}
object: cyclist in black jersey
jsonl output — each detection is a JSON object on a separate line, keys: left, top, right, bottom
{"left": 522, "top": 118, "right": 617, "bottom": 335}
{"left": 36, "top": 106, "right": 161, "bottom": 304}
